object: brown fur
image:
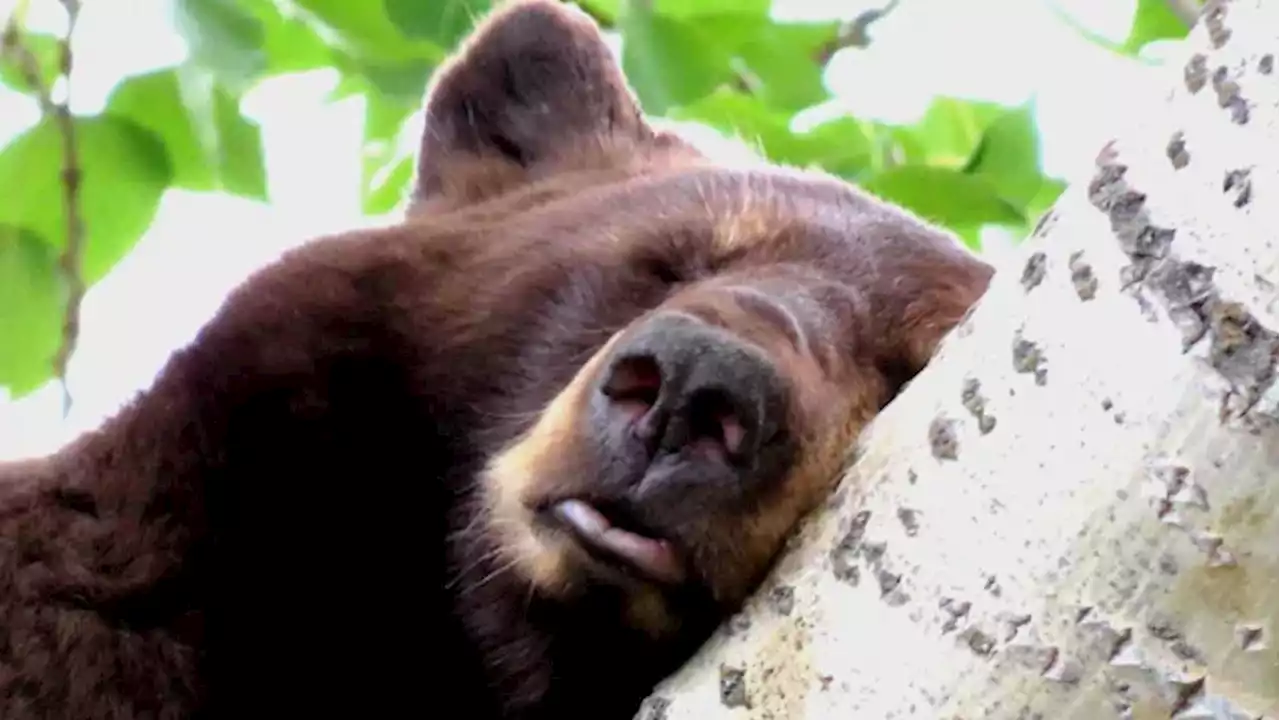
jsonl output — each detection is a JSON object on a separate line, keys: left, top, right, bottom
{"left": 0, "top": 1, "right": 994, "bottom": 718}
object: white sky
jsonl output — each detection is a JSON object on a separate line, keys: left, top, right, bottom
{"left": 0, "top": 0, "right": 1177, "bottom": 459}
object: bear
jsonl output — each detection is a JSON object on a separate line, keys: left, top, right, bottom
{"left": 0, "top": 0, "right": 995, "bottom": 718}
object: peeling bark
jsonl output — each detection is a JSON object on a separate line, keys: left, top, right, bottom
{"left": 643, "top": 0, "right": 1278, "bottom": 717}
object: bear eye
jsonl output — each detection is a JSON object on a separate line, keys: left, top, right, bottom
{"left": 641, "top": 257, "right": 684, "bottom": 286}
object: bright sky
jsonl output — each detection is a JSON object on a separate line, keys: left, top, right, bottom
{"left": 0, "top": 0, "right": 1178, "bottom": 459}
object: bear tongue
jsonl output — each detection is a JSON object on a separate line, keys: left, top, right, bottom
{"left": 552, "top": 499, "right": 685, "bottom": 585}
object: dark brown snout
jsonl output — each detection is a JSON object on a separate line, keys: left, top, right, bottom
{"left": 539, "top": 312, "right": 802, "bottom": 589}
{"left": 597, "top": 312, "right": 789, "bottom": 470}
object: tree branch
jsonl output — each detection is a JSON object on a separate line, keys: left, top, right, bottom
{"left": 50, "top": 0, "right": 85, "bottom": 416}
{"left": 1, "top": 0, "right": 86, "bottom": 415}
{"left": 648, "top": 0, "right": 1278, "bottom": 715}
{"left": 817, "top": 0, "right": 904, "bottom": 64}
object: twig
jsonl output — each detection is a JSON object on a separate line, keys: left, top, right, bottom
{"left": 1, "top": 0, "right": 85, "bottom": 415}
{"left": 817, "top": 0, "right": 903, "bottom": 64}
{"left": 50, "top": 0, "right": 85, "bottom": 417}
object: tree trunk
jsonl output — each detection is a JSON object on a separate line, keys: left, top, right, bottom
{"left": 642, "top": 0, "right": 1278, "bottom": 718}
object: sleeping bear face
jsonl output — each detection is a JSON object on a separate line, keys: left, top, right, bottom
{"left": 483, "top": 240, "right": 896, "bottom": 635}
{"left": 486, "top": 263, "right": 890, "bottom": 627}
{"left": 416, "top": 0, "right": 997, "bottom": 647}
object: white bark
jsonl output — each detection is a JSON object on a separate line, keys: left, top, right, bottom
{"left": 642, "top": 1, "right": 1279, "bottom": 718}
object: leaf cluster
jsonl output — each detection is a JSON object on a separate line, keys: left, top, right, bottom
{"left": 0, "top": 0, "right": 1189, "bottom": 396}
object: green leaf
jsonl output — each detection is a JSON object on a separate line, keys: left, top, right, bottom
{"left": 673, "top": 89, "right": 870, "bottom": 174}
{"left": 861, "top": 166, "right": 1025, "bottom": 228}
{"left": 951, "top": 225, "right": 984, "bottom": 251}
{"left": 620, "top": 9, "right": 756, "bottom": 115}
{"left": 671, "top": 89, "right": 795, "bottom": 156}
{"left": 337, "top": 67, "right": 421, "bottom": 214}
{"left": 1027, "top": 176, "right": 1067, "bottom": 219}
{"left": 173, "top": 0, "right": 267, "bottom": 91}
{"left": 0, "top": 32, "right": 61, "bottom": 96}
{"left": 734, "top": 21, "right": 838, "bottom": 111}
{"left": 911, "top": 96, "right": 1006, "bottom": 169}
{"left": 1122, "top": 0, "right": 1190, "bottom": 53}
{"left": 568, "top": 0, "right": 774, "bottom": 28}
{"left": 239, "top": 0, "right": 335, "bottom": 75}
{"left": 0, "top": 115, "right": 173, "bottom": 285}
{"left": 1014, "top": 176, "right": 1068, "bottom": 243}
{"left": 384, "top": 0, "right": 490, "bottom": 48}
{"left": 866, "top": 124, "right": 931, "bottom": 170}
{"left": 354, "top": 58, "right": 436, "bottom": 102}
{"left": 800, "top": 117, "right": 875, "bottom": 177}
{"left": 365, "top": 156, "right": 415, "bottom": 215}
{"left": 964, "top": 103, "right": 1043, "bottom": 208}
{"left": 619, "top": 6, "right": 834, "bottom": 116}
{"left": 210, "top": 85, "right": 269, "bottom": 199}
{"left": 652, "top": 0, "right": 771, "bottom": 18}
{"left": 105, "top": 69, "right": 267, "bottom": 200}
{"left": 0, "top": 226, "right": 63, "bottom": 398}
{"left": 360, "top": 90, "right": 419, "bottom": 215}
{"left": 291, "top": 0, "right": 445, "bottom": 64}
{"left": 574, "top": 0, "right": 622, "bottom": 24}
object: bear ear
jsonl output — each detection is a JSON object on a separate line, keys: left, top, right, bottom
{"left": 412, "top": 0, "right": 657, "bottom": 206}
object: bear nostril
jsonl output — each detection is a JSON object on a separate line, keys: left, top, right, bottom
{"left": 600, "top": 353, "right": 662, "bottom": 426}
{"left": 685, "top": 388, "right": 747, "bottom": 462}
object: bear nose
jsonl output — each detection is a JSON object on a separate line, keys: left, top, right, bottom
{"left": 598, "top": 314, "right": 787, "bottom": 465}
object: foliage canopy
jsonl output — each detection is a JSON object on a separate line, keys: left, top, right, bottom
{"left": 0, "top": 0, "right": 1188, "bottom": 398}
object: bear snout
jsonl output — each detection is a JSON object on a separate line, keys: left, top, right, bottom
{"left": 594, "top": 312, "right": 788, "bottom": 472}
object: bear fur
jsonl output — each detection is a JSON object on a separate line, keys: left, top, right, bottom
{"left": 0, "top": 1, "right": 994, "bottom": 718}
